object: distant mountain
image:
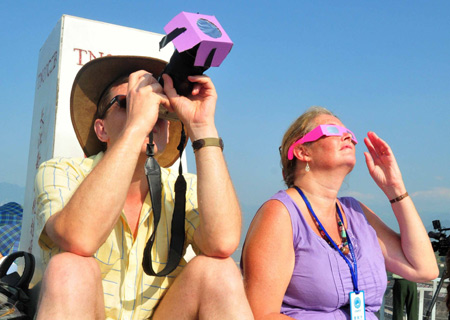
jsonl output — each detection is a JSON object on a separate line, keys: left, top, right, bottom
{"left": 0, "top": 182, "right": 25, "bottom": 206}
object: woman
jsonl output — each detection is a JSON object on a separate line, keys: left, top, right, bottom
{"left": 241, "top": 106, "right": 438, "bottom": 319}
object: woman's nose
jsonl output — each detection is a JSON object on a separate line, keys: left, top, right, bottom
{"left": 342, "top": 132, "right": 353, "bottom": 142}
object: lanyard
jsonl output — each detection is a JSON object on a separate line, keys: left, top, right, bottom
{"left": 294, "top": 186, "right": 359, "bottom": 293}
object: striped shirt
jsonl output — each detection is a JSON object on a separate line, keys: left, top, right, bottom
{"left": 35, "top": 152, "right": 200, "bottom": 319}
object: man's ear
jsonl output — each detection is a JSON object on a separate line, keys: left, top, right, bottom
{"left": 94, "top": 119, "right": 108, "bottom": 143}
{"left": 292, "top": 145, "right": 311, "bottom": 162}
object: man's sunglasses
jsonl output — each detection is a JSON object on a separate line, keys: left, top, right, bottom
{"left": 287, "top": 124, "right": 358, "bottom": 160}
{"left": 98, "top": 95, "right": 126, "bottom": 118}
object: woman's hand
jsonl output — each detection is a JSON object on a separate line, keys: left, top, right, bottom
{"left": 162, "top": 74, "right": 218, "bottom": 140}
{"left": 363, "top": 131, "right": 406, "bottom": 199}
{"left": 364, "top": 131, "right": 438, "bottom": 282}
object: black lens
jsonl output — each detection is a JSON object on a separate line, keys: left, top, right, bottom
{"left": 116, "top": 95, "right": 127, "bottom": 109}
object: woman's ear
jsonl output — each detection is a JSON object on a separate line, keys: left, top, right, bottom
{"left": 94, "top": 119, "right": 109, "bottom": 143}
{"left": 292, "top": 145, "right": 311, "bottom": 162}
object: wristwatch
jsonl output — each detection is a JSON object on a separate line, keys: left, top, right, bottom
{"left": 192, "top": 137, "right": 224, "bottom": 152}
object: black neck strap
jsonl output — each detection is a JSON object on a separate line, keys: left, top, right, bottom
{"left": 142, "top": 125, "right": 187, "bottom": 277}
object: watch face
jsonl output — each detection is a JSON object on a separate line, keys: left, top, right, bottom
{"left": 197, "top": 18, "right": 222, "bottom": 38}
{"left": 192, "top": 139, "right": 204, "bottom": 150}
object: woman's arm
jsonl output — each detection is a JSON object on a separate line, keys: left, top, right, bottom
{"left": 362, "top": 132, "right": 438, "bottom": 282}
{"left": 242, "top": 200, "right": 296, "bottom": 320}
{"left": 360, "top": 201, "right": 438, "bottom": 282}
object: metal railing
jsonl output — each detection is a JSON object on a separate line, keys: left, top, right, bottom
{"left": 379, "top": 278, "right": 449, "bottom": 320}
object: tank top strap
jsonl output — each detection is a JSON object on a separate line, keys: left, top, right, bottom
{"left": 269, "top": 190, "right": 313, "bottom": 248}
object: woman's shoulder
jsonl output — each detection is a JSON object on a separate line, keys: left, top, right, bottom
{"left": 338, "top": 196, "right": 364, "bottom": 213}
{"left": 268, "top": 189, "right": 288, "bottom": 200}
{"left": 267, "top": 189, "right": 297, "bottom": 207}
{"left": 338, "top": 196, "right": 375, "bottom": 233}
{"left": 252, "top": 191, "right": 293, "bottom": 228}
{"left": 258, "top": 191, "right": 298, "bottom": 219}
{"left": 260, "top": 192, "right": 291, "bottom": 217}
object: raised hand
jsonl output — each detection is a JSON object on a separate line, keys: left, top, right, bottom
{"left": 363, "top": 131, "right": 406, "bottom": 199}
{"left": 125, "top": 70, "right": 170, "bottom": 139}
{"left": 161, "top": 73, "right": 218, "bottom": 140}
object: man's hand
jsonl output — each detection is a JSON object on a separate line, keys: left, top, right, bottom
{"left": 162, "top": 74, "right": 218, "bottom": 140}
{"left": 125, "top": 71, "right": 171, "bottom": 140}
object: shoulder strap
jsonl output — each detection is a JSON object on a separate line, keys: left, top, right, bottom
{"left": 142, "top": 127, "right": 187, "bottom": 277}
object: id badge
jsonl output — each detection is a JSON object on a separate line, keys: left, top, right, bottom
{"left": 350, "top": 291, "right": 365, "bottom": 320}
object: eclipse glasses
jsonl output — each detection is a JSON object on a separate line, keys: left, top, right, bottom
{"left": 287, "top": 124, "right": 358, "bottom": 160}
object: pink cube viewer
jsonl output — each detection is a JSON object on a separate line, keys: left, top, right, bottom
{"left": 163, "top": 12, "right": 233, "bottom": 67}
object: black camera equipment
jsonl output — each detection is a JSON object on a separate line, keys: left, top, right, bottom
{"left": 425, "top": 220, "right": 450, "bottom": 320}
{"left": 429, "top": 220, "right": 450, "bottom": 257}
{"left": 158, "top": 45, "right": 208, "bottom": 97}
{"left": 142, "top": 12, "right": 233, "bottom": 277}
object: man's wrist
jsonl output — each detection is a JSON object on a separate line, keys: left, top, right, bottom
{"left": 187, "top": 123, "right": 218, "bottom": 141}
{"left": 192, "top": 137, "right": 224, "bottom": 153}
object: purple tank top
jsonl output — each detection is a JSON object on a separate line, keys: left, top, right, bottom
{"left": 272, "top": 190, "right": 387, "bottom": 319}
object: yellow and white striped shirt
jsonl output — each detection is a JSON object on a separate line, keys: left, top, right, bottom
{"left": 35, "top": 152, "right": 200, "bottom": 319}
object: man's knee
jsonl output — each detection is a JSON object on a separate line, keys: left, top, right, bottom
{"left": 42, "top": 252, "right": 101, "bottom": 291}
{"left": 153, "top": 256, "right": 251, "bottom": 319}
{"left": 37, "top": 253, "right": 105, "bottom": 319}
{"left": 184, "top": 255, "right": 244, "bottom": 292}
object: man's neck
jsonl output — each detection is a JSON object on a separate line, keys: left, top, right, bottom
{"left": 124, "top": 172, "right": 149, "bottom": 238}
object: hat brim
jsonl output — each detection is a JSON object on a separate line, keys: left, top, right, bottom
{"left": 70, "top": 55, "right": 185, "bottom": 168}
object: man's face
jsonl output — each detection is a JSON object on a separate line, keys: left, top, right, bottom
{"left": 97, "top": 82, "right": 169, "bottom": 155}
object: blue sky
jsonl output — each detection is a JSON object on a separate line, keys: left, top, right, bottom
{"left": 1, "top": 1, "right": 449, "bottom": 247}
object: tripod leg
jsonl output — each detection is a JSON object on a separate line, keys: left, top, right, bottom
{"left": 425, "top": 267, "right": 446, "bottom": 320}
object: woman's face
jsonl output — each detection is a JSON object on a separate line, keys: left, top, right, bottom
{"left": 305, "top": 114, "right": 356, "bottom": 173}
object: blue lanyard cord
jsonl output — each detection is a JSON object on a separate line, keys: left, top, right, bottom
{"left": 294, "top": 186, "right": 359, "bottom": 292}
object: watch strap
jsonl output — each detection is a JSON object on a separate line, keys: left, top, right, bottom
{"left": 192, "top": 137, "right": 224, "bottom": 152}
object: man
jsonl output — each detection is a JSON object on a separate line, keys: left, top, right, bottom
{"left": 34, "top": 56, "right": 253, "bottom": 319}
{"left": 392, "top": 273, "right": 418, "bottom": 320}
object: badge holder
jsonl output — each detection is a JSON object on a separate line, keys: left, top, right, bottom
{"left": 350, "top": 291, "right": 366, "bottom": 320}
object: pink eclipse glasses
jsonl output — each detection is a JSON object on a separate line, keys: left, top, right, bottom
{"left": 287, "top": 124, "right": 358, "bottom": 160}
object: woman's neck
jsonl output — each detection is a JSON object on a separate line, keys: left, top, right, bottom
{"left": 292, "top": 170, "right": 345, "bottom": 217}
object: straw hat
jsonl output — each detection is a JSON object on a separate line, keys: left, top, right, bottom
{"left": 70, "top": 55, "right": 185, "bottom": 168}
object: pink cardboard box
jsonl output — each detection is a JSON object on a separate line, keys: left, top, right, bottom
{"left": 164, "top": 12, "right": 233, "bottom": 67}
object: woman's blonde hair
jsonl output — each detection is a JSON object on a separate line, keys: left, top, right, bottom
{"left": 280, "top": 106, "right": 337, "bottom": 188}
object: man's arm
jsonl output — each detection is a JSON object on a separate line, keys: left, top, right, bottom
{"left": 193, "top": 140, "right": 241, "bottom": 257}
{"left": 43, "top": 71, "right": 170, "bottom": 256}
{"left": 44, "top": 130, "right": 145, "bottom": 256}
{"left": 163, "top": 74, "right": 241, "bottom": 257}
